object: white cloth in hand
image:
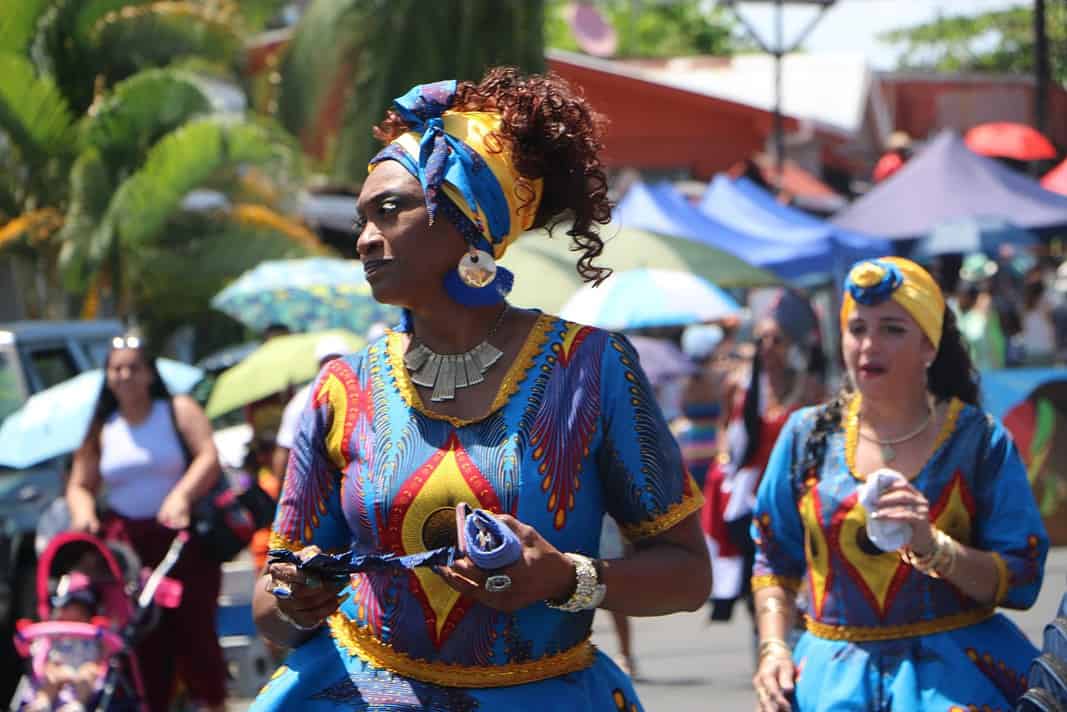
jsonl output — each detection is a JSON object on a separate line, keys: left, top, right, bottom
{"left": 858, "top": 468, "right": 913, "bottom": 552}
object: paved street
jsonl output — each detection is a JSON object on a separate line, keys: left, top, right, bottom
{"left": 231, "top": 548, "right": 1066, "bottom": 710}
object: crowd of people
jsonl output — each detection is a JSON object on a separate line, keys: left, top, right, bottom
{"left": 22, "top": 65, "right": 1061, "bottom": 711}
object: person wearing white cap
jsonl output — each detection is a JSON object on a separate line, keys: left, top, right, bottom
{"left": 271, "top": 335, "right": 353, "bottom": 481}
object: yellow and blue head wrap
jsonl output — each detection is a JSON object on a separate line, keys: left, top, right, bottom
{"left": 840, "top": 257, "right": 946, "bottom": 349}
{"left": 368, "top": 80, "right": 543, "bottom": 262}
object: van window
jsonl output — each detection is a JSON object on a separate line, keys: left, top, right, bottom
{"left": 83, "top": 338, "right": 114, "bottom": 369}
{"left": 27, "top": 347, "right": 79, "bottom": 391}
{"left": 0, "top": 350, "right": 23, "bottom": 422}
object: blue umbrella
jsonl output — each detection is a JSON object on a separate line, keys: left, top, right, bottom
{"left": 0, "top": 359, "right": 203, "bottom": 469}
{"left": 913, "top": 215, "right": 1039, "bottom": 259}
{"left": 559, "top": 268, "right": 741, "bottom": 330}
{"left": 211, "top": 257, "right": 399, "bottom": 336}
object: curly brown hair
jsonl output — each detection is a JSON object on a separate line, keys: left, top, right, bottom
{"left": 373, "top": 67, "right": 613, "bottom": 284}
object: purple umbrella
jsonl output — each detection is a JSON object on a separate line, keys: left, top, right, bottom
{"left": 628, "top": 336, "right": 697, "bottom": 387}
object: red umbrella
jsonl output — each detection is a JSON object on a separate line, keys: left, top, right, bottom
{"left": 872, "top": 151, "right": 905, "bottom": 182}
{"left": 1042, "top": 158, "right": 1067, "bottom": 196}
{"left": 964, "top": 122, "right": 1058, "bottom": 161}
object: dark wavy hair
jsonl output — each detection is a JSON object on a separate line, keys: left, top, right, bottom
{"left": 801, "top": 307, "right": 981, "bottom": 475}
{"left": 374, "top": 67, "right": 614, "bottom": 284}
{"left": 83, "top": 336, "right": 172, "bottom": 448}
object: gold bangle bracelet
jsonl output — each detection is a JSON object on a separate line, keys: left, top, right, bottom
{"left": 758, "top": 597, "right": 790, "bottom": 617}
{"left": 901, "top": 529, "right": 960, "bottom": 579}
{"left": 758, "top": 638, "right": 792, "bottom": 660}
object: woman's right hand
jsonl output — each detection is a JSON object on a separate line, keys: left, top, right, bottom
{"left": 266, "top": 546, "right": 346, "bottom": 630}
{"left": 753, "top": 651, "right": 795, "bottom": 711}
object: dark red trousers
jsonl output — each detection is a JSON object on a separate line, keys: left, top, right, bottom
{"left": 101, "top": 514, "right": 226, "bottom": 711}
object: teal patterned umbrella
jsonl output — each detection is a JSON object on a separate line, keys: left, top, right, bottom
{"left": 211, "top": 257, "right": 399, "bottom": 335}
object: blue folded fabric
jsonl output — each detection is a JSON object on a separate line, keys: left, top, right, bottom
{"left": 464, "top": 509, "right": 522, "bottom": 570}
{"left": 267, "top": 546, "right": 457, "bottom": 583}
{"left": 266, "top": 508, "right": 522, "bottom": 582}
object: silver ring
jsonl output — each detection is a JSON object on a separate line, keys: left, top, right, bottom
{"left": 484, "top": 574, "right": 512, "bottom": 593}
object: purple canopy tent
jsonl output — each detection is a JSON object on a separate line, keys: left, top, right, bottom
{"left": 832, "top": 131, "right": 1067, "bottom": 240}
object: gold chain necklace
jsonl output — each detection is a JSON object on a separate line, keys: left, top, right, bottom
{"left": 404, "top": 306, "right": 509, "bottom": 403}
{"left": 856, "top": 397, "right": 933, "bottom": 463}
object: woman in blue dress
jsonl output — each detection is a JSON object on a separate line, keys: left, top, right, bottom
{"left": 751, "top": 257, "right": 1049, "bottom": 711}
{"left": 248, "top": 69, "right": 710, "bottom": 711}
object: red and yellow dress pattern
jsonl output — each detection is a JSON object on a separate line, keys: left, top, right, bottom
{"left": 751, "top": 401, "right": 1048, "bottom": 711}
{"left": 253, "top": 314, "right": 703, "bottom": 711}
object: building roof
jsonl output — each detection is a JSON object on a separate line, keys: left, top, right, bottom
{"left": 608, "top": 51, "right": 890, "bottom": 139}
{"left": 547, "top": 49, "right": 793, "bottom": 125}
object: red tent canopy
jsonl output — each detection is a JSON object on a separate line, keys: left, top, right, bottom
{"left": 1043, "top": 159, "right": 1067, "bottom": 196}
{"left": 965, "top": 122, "right": 1058, "bottom": 161}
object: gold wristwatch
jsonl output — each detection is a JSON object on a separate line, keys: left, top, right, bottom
{"left": 546, "top": 553, "right": 607, "bottom": 613}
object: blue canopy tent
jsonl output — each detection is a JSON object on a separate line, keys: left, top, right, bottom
{"left": 699, "top": 175, "right": 890, "bottom": 284}
{"left": 832, "top": 130, "right": 1067, "bottom": 240}
{"left": 615, "top": 182, "right": 831, "bottom": 283}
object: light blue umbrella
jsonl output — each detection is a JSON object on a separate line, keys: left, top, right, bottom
{"left": 211, "top": 257, "right": 399, "bottom": 336}
{"left": 0, "top": 359, "right": 203, "bottom": 469}
{"left": 912, "top": 215, "right": 1039, "bottom": 259}
{"left": 559, "top": 268, "right": 741, "bottom": 330}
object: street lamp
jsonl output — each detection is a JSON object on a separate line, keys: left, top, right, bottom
{"left": 719, "top": 0, "right": 837, "bottom": 192}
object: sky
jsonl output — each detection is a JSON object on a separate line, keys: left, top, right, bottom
{"left": 732, "top": 0, "right": 1028, "bottom": 68}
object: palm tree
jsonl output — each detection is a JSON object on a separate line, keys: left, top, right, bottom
{"left": 269, "top": 0, "right": 546, "bottom": 186}
{"left": 0, "top": 0, "right": 325, "bottom": 345}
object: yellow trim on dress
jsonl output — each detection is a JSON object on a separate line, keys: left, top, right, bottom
{"left": 620, "top": 477, "right": 705, "bottom": 542}
{"left": 385, "top": 314, "right": 555, "bottom": 428}
{"left": 990, "top": 552, "right": 1011, "bottom": 605}
{"left": 267, "top": 531, "right": 305, "bottom": 552}
{"left": 844, "top": 395, "right": 964, "bottom": 481}
{"left": 328, "top": 613, "right": 596, "bottom": 687}
{"left": 804, "top": 606, "right": 994, "bottom": 642}
{"left": 751, "top": 575, "right": 803, "bottom": 593}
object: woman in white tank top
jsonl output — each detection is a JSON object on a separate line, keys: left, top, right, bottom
{"left": 66, "top": 335, "right": 227, "bottom": 712}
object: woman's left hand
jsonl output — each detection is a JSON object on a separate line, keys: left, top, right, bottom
{"left": 873, "top": 481, "right": 934, "bottom": 553}
{"left": 434, "top": 514, "right": 579, "bottom": 613}
{"left": 157, "top": 489, "right": 192, "bottom": 530}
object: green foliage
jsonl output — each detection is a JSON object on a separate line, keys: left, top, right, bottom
{"left": 57, "top": 148, "right": 114, "bottom": 290}
{"left": 0, "top": 53, "right": 76, "bottom": 163}
{"left": 31, "top": 0, "right": 237, "bottom": 114}
{"left": 0, "top": 0, "right": 50, "bottom": 54}
{"left": 133, "top": 213, "right": 319, "bottom": 322}
{"left": 545, "top": 0, "right": 739, "bottom": 58}
{"left": 235, "top": 0, "right": 290, "bottom": 34}
{"left": 89, "top": 4, "right": 241, "bottom": 82}
{"left": 275, "top": 0, "right": 361, "bottom": 141}
{"left": 279, "top": 0, "right": 546, "bottom": 184}
{"left": 81, "top": 68, "right": 214, "bottom": 164}
{"left": 96, "top": 115, "right": 301, "bottom": 254}
{"left": 881, "top": 5, "right": 1067, "bottom": 84}
{"left": 0, "top": 1, "right": 317, "bottom": 337}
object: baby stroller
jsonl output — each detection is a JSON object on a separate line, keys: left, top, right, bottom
{"left": 11, "top": 531, "right": 188, "bottom": 712}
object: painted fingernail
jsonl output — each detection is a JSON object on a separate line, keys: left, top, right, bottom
{"left": 271, "top": 585, "right": 292, "bottom": 599}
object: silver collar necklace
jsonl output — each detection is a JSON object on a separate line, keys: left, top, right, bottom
{"left": 404, "top": 306, "right": 510, "bottom": 403}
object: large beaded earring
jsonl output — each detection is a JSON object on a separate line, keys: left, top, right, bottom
{"left": 457, "top": 248, "right": 497, "bottom": 288}
{"left": 443, "top": 247, "right": 514, "bottom": 307}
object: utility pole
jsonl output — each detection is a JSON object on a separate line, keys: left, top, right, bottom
{"left": 1034, "top": 0, "right": 1049, "bottom": 132}
{"left": 721, "top": 1, "right": 835, "bottom": 194}
{"left": 773, "top": 0, "right": 785, "bottom": 188}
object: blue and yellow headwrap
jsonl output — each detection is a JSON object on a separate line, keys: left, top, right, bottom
{"left": 840, "top": 257, "right": 946, "bottom": 348}
{"left": 368, "top": 80, "right": 543, "bottom": 261}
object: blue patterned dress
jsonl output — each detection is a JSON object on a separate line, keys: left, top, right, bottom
{"left": 752, "top": 400, "right": 1049, "bottom": 711}
{"left": 252, "top": 315, "right": 703, "bottom": 711}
